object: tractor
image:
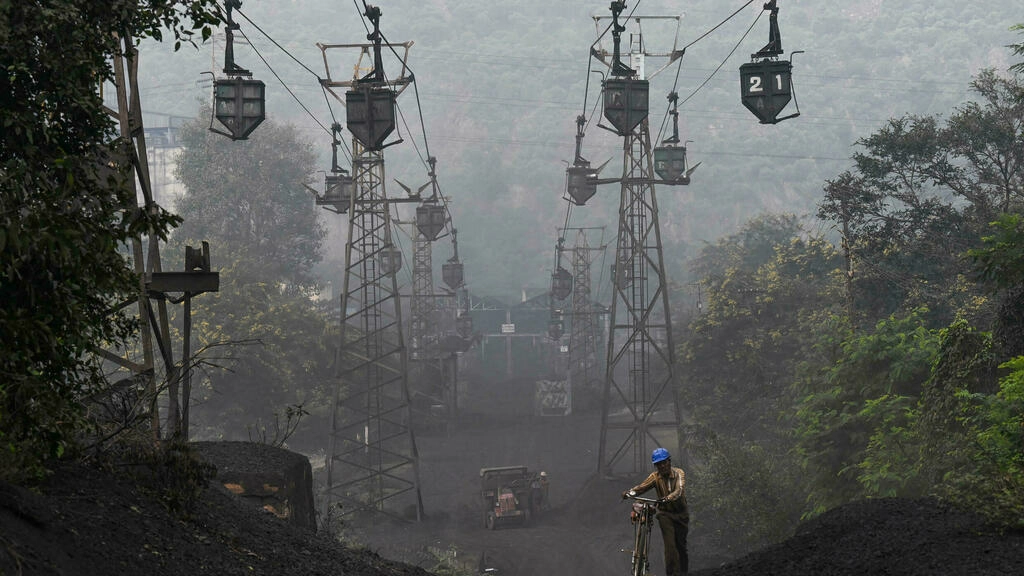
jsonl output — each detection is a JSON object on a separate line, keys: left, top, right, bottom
{"left": 479, "top": 466, "right": 542, "bottom": 530}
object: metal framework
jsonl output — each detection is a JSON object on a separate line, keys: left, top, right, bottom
{"left": 567, "top": 228, "right": 606, "bottom": 399}
{"left": 400, "top": 216, "right": 460, "bottom": 416}
{"left": 99, "top": 36, "right": 169, "bottom": 439}
{"left": 325, "top": 139, "right": 423, "bottom": 521}
{"left": 598, "top": 118, "right": 680, "bottom": 476}
{"left": 409, "top": 226, "right": 435, "bottom": 360}
{"left": 98, "top": 35, "right": 218, "bottom": 441}
{"left": 596, "top": 4, "right": 682, "bottom": 477}
{"left": 319, "top": 24, "right": 423, "bottom": 520}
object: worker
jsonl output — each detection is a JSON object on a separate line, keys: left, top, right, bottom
{"left": 622, "top": 448, "right": 688, "bottom": 575}
{"left": 538, "top": 471, "right": 549, "bottom": 510}
{"left": 530, "top": 471, "right": 550, "bottom": 513}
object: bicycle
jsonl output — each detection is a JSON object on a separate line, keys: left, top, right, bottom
{"left": 623, "top": 492, "right": 661, "bottom": 576}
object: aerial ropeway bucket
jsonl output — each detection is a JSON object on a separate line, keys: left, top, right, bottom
{"left": 346, "top": 85, "right": 398, "bottom": 151}
{"left": 603, "top": 77, "right": 649, "bottom": 136}
{"left": 416, "top": 204, "right": 446, "bottom": 241}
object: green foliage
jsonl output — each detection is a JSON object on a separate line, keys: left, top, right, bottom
{"left": 678, "top": 214, "right": 843, "bottom": 542}
{"left": 793, "top": 310, "right": 940, "bottom": 513}
{"left": 853, "top": 394, "right": 920, "bottom": 497}
{"left": 1010, "top": 23, "right": 1024, "bottom": 73}
{"left": 0, "top": 1, "right": 221, "bottom": 482}
{"left": 969, "top": 213, "right": 1024, "bottom": 290}
{"left": 854, "top": 321, "right": 992, "bottom": 498}
{"left": 685, "top": 428, "right": 805, "bottom": 557}
{"left": 680, "top": 214, "right": 843, "bottom": 445}
{"left": 944, "top": 70, "right": 1024, "bottom": 217}
{"left": 818, "top": 70, "right": 1024, "bottom": 327}
{"left": 174, "top": 108, "right": 325, "bottom": 290}
{"left": 942, "top": 355, "right": 1024, "bottom": 526}
{"left": 798, "top": 318, "right": 1024, "bottom": 526}
{"left": 680, "top": 49, "right": 1024, "bottom": 534}
{"left": 185, "top": 277, "right": 333, "bottom": 443}
{"left": 980, "top": 356, "right": 1024, "bottom": 470}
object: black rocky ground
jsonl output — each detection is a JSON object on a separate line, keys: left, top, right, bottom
{"left": 4, "top": 373, "right": 1023, "bottom": 576}
{"left": 3, "top": 454, "right": 1022, "bottom": 576}
{"left": 695, "top": 498, "right": 1024, "bottom": 576}
{"left": 0, "top": 459, "right": 432, "bottom": 576}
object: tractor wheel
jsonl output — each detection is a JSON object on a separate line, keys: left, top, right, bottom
{"left": 486, "top": 511, "right": 496, "bottom": 530}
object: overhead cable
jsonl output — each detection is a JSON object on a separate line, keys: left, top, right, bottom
{"left": 679, "top": 10, "right": 763, "bottom": 107}
{"left": 235, "top": 28, "right": 332, "bottom": 137}
{"left": 236, "top": 6, "right": 351, "bottom": 163}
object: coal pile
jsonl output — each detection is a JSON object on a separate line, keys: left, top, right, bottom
{"left": 694, "top": 498, "right": 1024, "bottom": 576}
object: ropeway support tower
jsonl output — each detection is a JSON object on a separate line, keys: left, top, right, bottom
{"left": 396, "top": 158, "right": 463, "bottom": 419}
{"left": 566, "top": 227, "right": 606, "bottom": 402}
{"left": 590, "top": 3, "right": 689, "bottom": 476}
{"left": 317, "top": 4, "right": 423, "bottom": 521}
{"left": 99, "top": 32, "right": 220, "bottom": 443}
{"left": 410, "top": 229, "right": 434, "bottom": 360}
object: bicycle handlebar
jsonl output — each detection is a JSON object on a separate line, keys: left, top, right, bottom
{"left": 623, "top": 492, "right": 661, "bottom": 505}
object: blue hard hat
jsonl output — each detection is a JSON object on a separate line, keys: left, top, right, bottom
{"left": 651, "top": 447, "right": 670, "bottom": 464}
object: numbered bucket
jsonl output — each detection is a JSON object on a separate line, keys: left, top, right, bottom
{"left": 739, "top": 59, "right": 793, "bottom": 124}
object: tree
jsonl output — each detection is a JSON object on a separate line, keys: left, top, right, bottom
{"left": 170, "top": 111, "right": 332, "bottom": 444}
{"left": 958, "top": 355, "right": 1024, "bottom": 526}
{"left": 969, "top": 213, "right": 1024, "bottom": 291}
{"left": 0, "top": 1, "right": 221, "bottom": 481}
{"left": 969, "top": 212, "right": 1024, "bottom": 362}
{"left": 818, "top": 68, "right": 1024, "bottom": 328}
{"left": 944, "top": 70, "right": 1024, "bottom": 217}
{"left": 173, "top": 108, "right": 325, "bottom": 292}
{"left": 1010, "top": 23, "right": 1024, "bottom": 73}
{"left": 793, "top": 310, "right": 940, "bottom": 514}
{"left": 681, "top": 214, "right": 842, "bottom": 444}
{"left": 679, "top": 213, "right": 844, "bottom": 548}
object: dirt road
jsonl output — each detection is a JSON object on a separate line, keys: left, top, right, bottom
{"left": 347, "top": 377, "right": 657, "bottom": 576}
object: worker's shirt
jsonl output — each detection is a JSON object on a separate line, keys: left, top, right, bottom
{"left": 631, "top": 467, "right": 687, "bottom": 516}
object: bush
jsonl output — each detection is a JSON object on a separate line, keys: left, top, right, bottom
{"left": 943, "top": 356, "right": 1024, "bottom": 527}
{"left": 685, "top": 426, "right": 805, "bottom": 557}
{"left": 100, "top": 439, "right": 216, "bottom": 517}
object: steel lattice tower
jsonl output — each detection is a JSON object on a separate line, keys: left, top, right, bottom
{"left": 397, "top": 160, "right": 460, "bottom": 417}
{"left": 568, "top": 229, "right": 604, "bottom": 396}
{"left": 325, "top": 139, "right": 423, "bottom": 521}
{"left": 409, "top": 228, "right": 434, "bottom": 360}
{"left": 406, "top": 221, "right": 457, "bottom": 415}
{"left": 598, "top": 117, "right": 680, "bottom": 476}
{"left": 99, "top": 33, "right": 221, "bottom": 441}
{"left": 101, "top": 36, "right": 169, "bottom": 439}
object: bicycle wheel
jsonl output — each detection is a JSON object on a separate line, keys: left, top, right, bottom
{"left": 632, "top": 524, "right": 648, "bottom": 576}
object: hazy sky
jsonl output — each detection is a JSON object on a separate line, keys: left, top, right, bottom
{"left": 132, "top": 0, "right": 1023, "bottom": 302}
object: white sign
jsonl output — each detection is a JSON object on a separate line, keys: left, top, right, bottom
{"left": 560, "top": 345, "right": 569, "bottom": 353}
{"left": 535, "top": 379, "right": 572, "bottom": 416}
{"left": 501, "top": 323, "right": 515, "bottom": 334}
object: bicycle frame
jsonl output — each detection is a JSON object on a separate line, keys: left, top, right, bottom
{"left": 624, "top": 494, "right": 659, "bottom": 576}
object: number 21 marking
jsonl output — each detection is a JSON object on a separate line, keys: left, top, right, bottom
{"left": 749, "top": 74, "right": 786, "bottom": 93}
